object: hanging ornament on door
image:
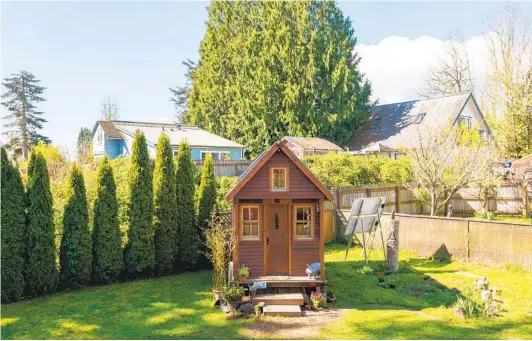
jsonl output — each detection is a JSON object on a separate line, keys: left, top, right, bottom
{"left": 275, "top": 214, "right": 279, "bottom": 229}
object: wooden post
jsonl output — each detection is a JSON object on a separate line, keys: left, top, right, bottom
{"left": 522, "top": 182, "right": 530, "bottom": 217}
{"left": 387, "top": 212, "right": 399, "bottom": 273}
{"left": 395, "top": 186, "right": 401, "bottom": 214}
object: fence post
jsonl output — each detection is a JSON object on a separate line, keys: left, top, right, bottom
{"left": 466, "top": 219, "right": 471, "bottom": 262}
{"left": 395, "top": 186, "right": 401, "bottom": 213}
{"left": 522, "top": 182, "right": 530, "bottom": 217}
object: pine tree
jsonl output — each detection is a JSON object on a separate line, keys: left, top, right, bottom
{"left": 184, "top": 2, "right": 372, "bottom": 156}
{"left": 92, "top": 156, "right": 123, "bottom": 284}
{"left": 124, "top": 130, "right": 155, "bottom": 278}
{"left": 59, "top": 165, "right": 92, "bottom": 289}
{"left": 197, "top": 153, "right": 216, "bottom": 229}
{"left": 77, "top": 127, "right": 92, "bottom": 163}
{"left": 25, "top": 148, "right": 58, "bottom": 296}
{"left": 175, "top": 141, "right": 198, "bottom": 270}
{"left": 1, "top": 147, "right": 27, "bottom": 303}
{"left": 153, "top": 133, "right": 178, "bottom": 274}
{"left": 2, "top": 71, "right": 51, "bottom": 160}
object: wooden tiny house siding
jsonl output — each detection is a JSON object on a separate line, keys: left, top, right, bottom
{"left": 235, "top": 151, "right": 323, "bottom": 200}
{"left": 291, "top": 207, "right": 320, "bottom": 275}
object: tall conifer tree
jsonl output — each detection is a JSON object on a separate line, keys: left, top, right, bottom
{"left": 175, "top": 141, "right": 198, "bottom": 269}
{"left": 25, "top": 149, "right": 58, "bottom": 296}
{"left": 92, "top": 156, "right": 123, "bottom": 283}
{"left": 60, "top": 165, "right": 92, "bottom": 289}
{"left": 153, "top": 134, "right": 177, "bottom": 274}
{"left": 1, "top": 147, "right": 27, "bottom": 302}
{"left": 124, "top": 130, "right": 155, "bottom": 277}
{"left": 197, "top": 152, "right": 216, "bottom": 229}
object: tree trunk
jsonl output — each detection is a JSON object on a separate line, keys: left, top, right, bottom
{"left": 430, "top": 191, "right": 436, "bottom": 216}
{"left": 387, "top": 214, "right": 399, "bottom": 273}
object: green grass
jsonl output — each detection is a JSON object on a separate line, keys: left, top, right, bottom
{"left": 2, "top": 244, "right": 531, "bottom": 339}
{"left": 490, "top": 215, "right": 531, "bottom": 224}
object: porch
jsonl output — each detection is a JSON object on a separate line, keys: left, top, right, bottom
{"left": 236, "top": 275, "right": 327, "bottom": 287}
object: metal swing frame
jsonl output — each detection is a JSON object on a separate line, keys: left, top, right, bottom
{"left": 343, "top": 197, "right": 387, "bottom": 264}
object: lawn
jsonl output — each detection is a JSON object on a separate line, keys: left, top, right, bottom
{"left": 2, "top": 244, "right": 531, "bottom": 340}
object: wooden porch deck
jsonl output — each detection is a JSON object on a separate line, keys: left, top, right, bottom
{"left": 236, "top": 276, "right": 327, "bottom": 287}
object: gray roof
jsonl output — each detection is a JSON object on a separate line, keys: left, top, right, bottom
{"left": 346, "top": 93, "right": 472, "bottom": 152}
{"left": 284, "top": 136, "right": 344, "bottom": 152}
{"left": 96, "top": 120, "right": 245, "bottom": 149}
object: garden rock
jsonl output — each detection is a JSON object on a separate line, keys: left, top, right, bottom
{"left": 481, "top": 289, "right": 492, "bottom": 302}
{"left": 238, "top": 302, "right": 254, "bottom": 315}
{"left": 474, "top": 277, "right": 489, "bottom": 290}
{"left": 454, "top": 307, "right": 466, "bottom": 319}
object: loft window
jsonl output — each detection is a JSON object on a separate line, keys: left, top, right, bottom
{"left": 270, "top": 166, "right": 288, "bottom": 191}
{"left": 413, "top": 112, "right": 426, "bottom": 124}
{"left": 201, "top": 151, "right": 229, "bottom": 161}
{"left": 241, "top": 205, "right": 260, "bottom": 240}
{"left": 456, "top": 116, "right": 472, "bottom": 130}
{"left": 294, "top": 205, "right": 314, "bottom": 240}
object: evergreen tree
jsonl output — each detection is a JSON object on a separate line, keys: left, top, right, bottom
{"left": 59, "top": 165, "right": 92, "bottom": 289}
{"left": 197, "top": 152, "right": 216, "bottom": 229}
{"left": 1, "top": 147, "right": 26, "bottom": 303}
{"left": 77, "top": 127, "right": 92, "bottom": 163}
{"left": 25, "top": 149, "right": 58, "bottom": 296}
{"left": 184, "top": 1, "right": 372, "bottom": 156}
{"left": 2, "top": 71, "right": 51, "bottom": 160}
{"left": 175, "top": 141, "right": 198, "bottom": 269}
{"left": 92, "top": 156, "right": 123, "bottom": 284}
{"left": 153, "top": 133, "right": 178, "bottom": 274}
{"left": 124, "top": 130, "right": 155, "bottom": 278}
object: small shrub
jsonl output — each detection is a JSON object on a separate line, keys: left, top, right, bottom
{"left": 310, "top": 291, "right": 327, "bottom": 309}
{"left": 221, "top": 284, "right": 245, "bottom": 302}
{"left": 204, "top": 213, "right": 235, "bottom": 289}
{"left": 454, "top": 296, "right": 481, "bottom": 318}
{"left": 238, "top": 264, "right": 250, "bottom": 278}
{"left": 356, "top": 265, "right": 374, "bottom": 275}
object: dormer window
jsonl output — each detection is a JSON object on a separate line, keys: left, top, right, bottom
{"left": 270, "top": 166, "right": 288, "bottom": 192}
{"left": 413, "top": 112, "right": 426, "bottom": 124}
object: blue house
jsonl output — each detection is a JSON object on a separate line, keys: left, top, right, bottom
{"left": 91, "top": 120, "right": 246, "bottom": 160}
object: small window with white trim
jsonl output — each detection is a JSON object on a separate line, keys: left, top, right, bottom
{"left": 201, "top": 151, "right": 229, "bottom": 161}
{"left": 271, "top": 167, "right": 288, "bottom": 191}
{"left": 241, "top": 205, "right": 260, "bottom": 240}
{"left": 294, "top": 205, "right": 314, "bottom": 240}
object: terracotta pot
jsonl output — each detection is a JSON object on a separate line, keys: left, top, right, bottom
{"left": 228, "top": 300, "right": 241, "bottom": 315}
{"left": 212, "top": 288, "right": 222, "bottom": 302}
{"left": 376, "top": 271, "right": 385, "bottom": 276}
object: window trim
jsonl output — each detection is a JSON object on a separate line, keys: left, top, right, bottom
{"left": 293, "top": 204, "right": 315, "bottom": 241}
{"left": 269, "top": 165, "right": 289, "bottom": 192}
{"left": 200, "top": 151, "right": 230, "bottom": 161}
{"left": 240, "top": 205, "right": 261, "bottom": 241}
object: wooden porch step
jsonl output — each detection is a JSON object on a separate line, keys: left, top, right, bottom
{"left": 263, "top": 304, "right": 302, "bottom": 317}
{"left": 251, "top": 293, "right": 304, "bottom": 305}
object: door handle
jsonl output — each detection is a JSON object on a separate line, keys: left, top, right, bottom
{"left": 266, "top": 237, "right": 270, "bottom": 245}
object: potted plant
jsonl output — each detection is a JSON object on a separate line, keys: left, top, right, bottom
{"left": 222, "top": 284, "right": 245, "bottom": 315}
{"left": 254, "top": 304, "right": 261, "bottom": 317}
{"left": 238, "top": 264, "right": 250, "bottom": 280}
{"left": 326, "top": 289, "right": 336, "bottom": 303}
{"left": 204, "top": 213, "right": 236, "bottom": 303}
{"left": 310, "top": 291, "right": 327, "bottom": 310}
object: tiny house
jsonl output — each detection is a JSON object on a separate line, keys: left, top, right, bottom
{"left": 226, "top": 139, "right": 334, "bottom": 286}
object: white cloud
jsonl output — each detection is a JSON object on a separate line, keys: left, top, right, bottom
{"left": 356, "top": 35, "right": 492, "bottom": 104}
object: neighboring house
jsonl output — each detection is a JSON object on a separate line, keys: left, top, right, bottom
{"left": 91, "top": 120, "right": 246, "bottom": 160}
{"left": 511, "top": 153, "right": 532, "bottom": 181}
{"left": 284, "top": 136, "right": 344, "bottom": 159}
{"left": 346, "top": 93, "right": 491, "bottom": 159}
{"left": 225, "top": 138, "right": 334, "bottom": 307}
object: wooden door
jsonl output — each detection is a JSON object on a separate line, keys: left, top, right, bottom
{"left": 266, "top": 204, "right": 289, "bottom": 275}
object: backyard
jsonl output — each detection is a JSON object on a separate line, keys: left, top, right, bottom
{"left": 2, "top": 244, "right": 531, "bottom": 340}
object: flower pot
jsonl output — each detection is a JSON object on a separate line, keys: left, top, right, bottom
{"left": 228, "top": 300, "right": 241, "bottom": 315}
{"left": 212, "top": 288, "right": 222, "bottom": 302}
{"left": 376, "top": 271, "right": 385, "bottom": 276}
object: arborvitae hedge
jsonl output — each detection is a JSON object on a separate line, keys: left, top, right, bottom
{"left": 59, "top": 165, "right": 92, "bottom": 289}
{"left": 175, "top": 141, "right": 198, "bottom": 270}
{"left": 153, "top": 134, "right": 177, "bottom": 275}
{"left": 25, "top": 149, "right": 58, "bottom": 296}
{"left": 1, "top": 147, "right": 27, "bottom": 303}
{"left": 92, "top": 156, "right": 123, "bottom": 284}
{"left": 124, "top": 130, "right": 155, "bottom": 278}
{"left": 197, "top": 152, "right": 216, "bottom": 229}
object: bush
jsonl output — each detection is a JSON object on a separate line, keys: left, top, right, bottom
{"left": 221, "top": 284, "right": 245, "bottom": 302}
{"left": 1, "top": 147, "right": 27, "bottom": 302}
{"left": 153, "top": 134, "right": 177, "bottom": 275}
{"left": 204, "top": 214, "right": 234, "bottom": 289}
{"left": 92, "top": 157, "right": 123, "bottom": 284}
{"left": 216, "top": 176, "right": 238, "bottom": 212}
{"left": 175, "top": 141, "right": 199, "bottom": 270}
{"left": 303, "top": 153, "right": 413, "bottom": 188}
{"left": 60, "top": 165, "right": 92, "bottom": 289}
{"left": 25, "top": 148, "right": 58, "bottom": 296}
{"left": 124, "top": 130, "right": 155, "bottom": 278}
{"left": 197, "top": 153, "right": 216, "bottom": 229}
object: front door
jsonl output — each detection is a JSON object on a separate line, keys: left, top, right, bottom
{"left": 266, "top": 204, "right": 289, "bottom": 275}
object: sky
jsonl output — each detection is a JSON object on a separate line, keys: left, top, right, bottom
{"left": 2, "top": 1, "right": 532, "bottom": 157}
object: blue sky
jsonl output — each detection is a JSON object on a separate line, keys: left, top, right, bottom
{"left": 2, "top": 1, "right": 530, "bottom": 156}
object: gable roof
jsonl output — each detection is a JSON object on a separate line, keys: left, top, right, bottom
{"left": 225, "top": 138, "right": 334, "bottom": 201}
{"left": 285, "top": 136, "right": 344, "bottom": 152}
{"left": 92, "top": 120, "right": 245, "bottom": 149}
{"left": 346, "top": 93, "right": 483, "bottom": 152}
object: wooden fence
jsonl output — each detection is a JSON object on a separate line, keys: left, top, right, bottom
{"left": 193, "top": 160, "right": 253, "bottom": 177}
{"left": 332, "top": 182, "right": 531, "bottom": 217}
{"left": 335, "top": 212, "right": 532, "bottom": 271}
